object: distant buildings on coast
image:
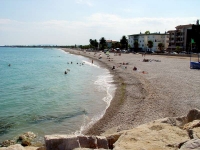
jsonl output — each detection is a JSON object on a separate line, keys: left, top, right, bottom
{"left": 128, "top": 19, "right": 200, "bottom": 52}
{"left": 128, "top": 32, "right": 168, "bottom": 52}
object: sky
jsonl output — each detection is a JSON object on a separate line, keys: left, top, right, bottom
{"left": 0, "top": 0, "right": 200, "bottom": 46}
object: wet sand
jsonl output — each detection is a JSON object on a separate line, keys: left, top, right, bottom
{"left": 62, "top": 48, "right": 200, "bottom": 135}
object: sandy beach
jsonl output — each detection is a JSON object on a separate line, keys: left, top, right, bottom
{"left": 62, "top": 48, "right": 200, "bottom": 136}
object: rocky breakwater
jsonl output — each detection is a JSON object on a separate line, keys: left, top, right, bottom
{"left": 2, "top": 108, "right": 200, "bottom": 150}
{"left": 43, "top": 108, "right": 200, "bottom": 150}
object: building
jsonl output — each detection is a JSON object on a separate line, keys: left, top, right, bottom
{"left": 128, "top": 32, "right": 169, "bottom": 52}
{"left": 106, "top": 40, "right": 118, "bottom": 48}
{"left": 167, "top": 24, "right": 193, "bottom": 52}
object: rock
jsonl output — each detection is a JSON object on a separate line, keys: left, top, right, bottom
{"left": 24, "top": 146, "right": 40, "bottom": 150}
{"left": 192, "top": 127, "right": 200, "bottom": 139}
{"left": 183, "top": 120, "right": 200, "bottom": 130}
{"left": 35, "top": 146, "right": 46, "bottom": 150}
{"left": 113, "top": 122, "right": 189, "bottom": 150}
{"left": 78, "top": 136, "right": 97, "bottom": 149}
{"left": 21, "top": 139, "right": 31, "bottom": 146}
{"left": 1, "top": 140, "right": 15, "bottom": 147}
{"left": 96, "top": 136, "right": 108, "bottom": 149}
{"left": 104, "top": 132, "right": 123, "bottom": 149}
{"left": 19, "top": 132, "right": 36, "bottom": 141}
{"left": 155, "top": 116, "right": 187, "bottom": 127}
{"left": 180, "top": 139, "right": 200, "bottom": 150}
{"left": 0, "top": 144, "right": 25, "bottom": 150}
{"left": 186, "top": 109, "right": 200, "bottom": 123}
{"left": 45, "top": 135, "right": 79, "bottom": 150}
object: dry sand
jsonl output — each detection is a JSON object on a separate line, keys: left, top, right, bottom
{"left": 62, "top": 48, "right": 200, "bottom": 136}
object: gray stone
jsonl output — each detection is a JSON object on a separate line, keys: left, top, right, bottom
{"left": 45, "top": 135, "right": 80, "bottom": 150}
{"left": 0, "top": 144, "right": 25, "bottom": 150}
{"left": 105, "top": 132, "right": 122, "bottom": 149}
{"left": 180, "top": 139, "right": 200, "bottom": 150}
{"left": 96, "top": 136, "right": 108, "bottom": 149}
{"left": 21, "top": 139, "right": 31, "bottom": 146}
{"left": 78, "top": 136, "right": 97, "bottom": 149}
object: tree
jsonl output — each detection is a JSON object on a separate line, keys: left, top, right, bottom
{"left": 99, "top": 37, "right": 107, "bottom": 50}
{"left": 158, "top": 43, "right": 164, "bottom": 51}
{"left": 145, "top": 31, "right": 150, "bottom": 34}
{"left": 120, "top": 35, "right": 128, "bottom": 49}
{"left": 112, "top": 42, "right": 121, "bottom": 49}
{"left": 89, "top": 39, "right": 99, "bottom": 50}
{"left": 147, "top": 40, "right": 153, "bottom": 51}
{"left": 175, "top": 46, "right": 181, "bottom": 53}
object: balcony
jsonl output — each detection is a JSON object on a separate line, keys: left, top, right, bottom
{"left": 176, "top": 41, "right": 183, "bottom": 43}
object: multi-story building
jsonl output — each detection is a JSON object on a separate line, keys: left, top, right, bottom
{"left": 167, "top": 24, "right": 193, "bottom": 51}
{"left": 128, "top": 32, "right": 169, "bottom": 52}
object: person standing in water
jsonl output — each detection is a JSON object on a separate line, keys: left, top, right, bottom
{"left": 92, "top": 59, "right": 93, "bottom": 64}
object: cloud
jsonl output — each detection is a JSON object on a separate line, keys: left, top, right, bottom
{"left": 0, "top": 14, "right": 199, "bottom": 45}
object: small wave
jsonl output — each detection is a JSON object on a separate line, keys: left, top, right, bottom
{"left": 82, "top": 60, "right": 100, "bottom": 68}
{"left": 76, "top": 71, "right": 116, "bottom": 134}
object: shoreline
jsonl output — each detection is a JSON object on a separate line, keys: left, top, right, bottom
{"left": 62, "top": 48, "right": 155, "bottom": 135}
{"left": 62, "top": 48, "right": 200, "bottom": 136}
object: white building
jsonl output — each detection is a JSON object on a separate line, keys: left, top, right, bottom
{"left": 128, "top": 32, "right": 169, "bottom": 52}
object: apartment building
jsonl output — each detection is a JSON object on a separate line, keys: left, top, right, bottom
{"left": 167, "top": 24, "right": 193, "bottom": 51}
{"left": 128, "top": 32, "right": 169, "bottom": 52}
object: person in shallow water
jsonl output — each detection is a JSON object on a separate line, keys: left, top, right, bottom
{"left": 64, "top": 71, "right": 67, "bottom": 74}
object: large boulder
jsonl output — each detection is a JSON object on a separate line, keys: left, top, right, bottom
{"left": 77, "top": 136, "right": 97, "bottom": 149}
{"left": 45, "top": 135, "right": 79, "bottom": 150}
{"left": 0, "top": 144, "right": 25, "bottom": 150}
{"left": 113, "top": 122, "right": 189, "bottom": 150}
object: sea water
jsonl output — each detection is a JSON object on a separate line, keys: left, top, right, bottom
{"left": 0, "top": 47, "right": 115, "bottom": 142}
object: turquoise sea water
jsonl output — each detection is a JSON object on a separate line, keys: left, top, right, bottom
{"left": 0, "top": 47, "right": 115, "bottom": 142}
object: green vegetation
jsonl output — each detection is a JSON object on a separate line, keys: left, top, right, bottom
{"left": 158, "top": 43, "right": 164, "bottom": 51}
{"left": 147, "top": 40, "right": 153, "bottom": 51}
{"left": 145, "top": 31, "right": 150, "bottom": 34}
{"left": 175, "top": 46, "right": 181, "bottom": 53}
{"left": 99, "top": 37, "right": 107, "bottom": 50}
{"left": 112, "top": 42, "right": 121, "bottom": 49}
{"left": 89, "top": 39, "right": 98, "bottom": 50}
